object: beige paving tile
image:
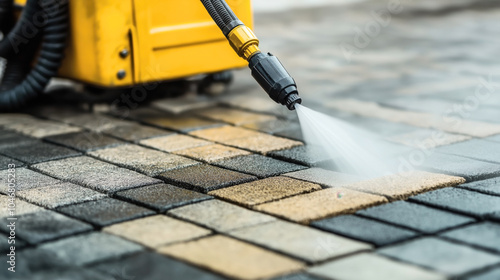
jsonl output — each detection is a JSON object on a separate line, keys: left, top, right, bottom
{"left": 140, "top": 114, "right": 219, "bottom": 132}
{"left": 169, "top": 199, "right": 276, "bottom": 232}
{"left": 196, "top": 107, "right": 277, "bottom": 125}
{"left": 0, "top": 195, "right": 45, "bottom": 218}
{"left": 229, "top": 220, "right": 372, "bottom": 262}
{"left": 284, "top": 168, "right": 363, "bottom": 188}
{"left": 62, "top": 113, "right": 132, "bottom": 132}
{"left": 140, "top": 134, "right": 212, "bottom": 152}
{"left": 174, "top": 144, "right": 251, "bottom": 163}
{"left": 224, "top": 134, "right": 303, "bottom": 154}
{"left": 209, "top": 177, "right": 321, "bottom": 207}
{"left": 103, "top": 215, "right": 211, "bottom": 248}
{"left": 389, "top": 129, "right": 471, "bottom": 148}
{"left": 255, "top": 188, "right": 388, "bottom": 224}
{"left": 189, "top": 125, "right": 260, "bottom": 142}
{"left": 3, "top": 117, "right": 81, "bottom": 138}
{"left": 158, "top": 235, "right": 304, "bottom": 280}
{"left": 344, "top": 171, "right": 465, "bottom": 200}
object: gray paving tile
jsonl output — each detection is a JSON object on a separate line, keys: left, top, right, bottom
{"left": 61, "top": 113, "right": 132, "bottom": 132}
{"left": 158, "top": 164, "right": 257, "bottom": 193}
{"left": 356, "top": 201, "right": 475, "bottom": 233}
{"left": 242, "top": 119, "right": 301, "bottom": 135}
{"left": 458, "top": 176, "right": 500, "bottom": 196}
{"left": 213, "top": 154, "right": 307, "bottom": 178}
{"left": 0, "top": 130, "right": 37, "bottom": 149}
{"left": 269, "top": 273, "right": 325, "bottom": 280}
{"left": 0, "top": 141, "right": 80, "bottom": 164}
{"left": 409, "top": 187, "right": 500, "bottom": 218}
{"left": 0, "top": 155, "right": 23, "bottom": 170}
{"left": 132, "top": 108, "right": 222, "bottom": 132}
{"left": 437, "top": 139, "right": 500, "bottom": 164}
{"left": 32, "top": 156, "right": 161, "bottom": 193}
{"left": 0, "top": 167, "right": 60, "bottom": 194}
{"left": 284, "top": 168, "right": 362, "bottom": 188}
{"left": 102, "top": 123, "right": 173, "bottom": 142}
{"left": 275, "top": 128, "right": 304, "bottom": 142}
{"left": 422, "top": 153, "right": 500, "bottom": 182}
{"left": 378, "top": 237, "right": 500, "bottom": 276}
{"left": 311, "top": 215, "right": 418, "bottom": 246}
{"left": 57, "top": 197, "right": 155, "bottom": 227}
{"left": 465, "top": 266, "right": 500, "bottom": 280}
{"left": 0, "top": 194, "right": 44, "bottom": 218}
{"left": 28, "top": 268, "right": 114, "bottom": 280}
{"left": 44, "top": 131, "right": 125, "bottom": 152}
{"left": 115, "top": 183, "right": 212, "bottom": 212}
{"left": 268, "top": 146, "right": 331, "bottom": 166}
{"left": 488, "top": 212, "right": 500, "bottom": 222}
{"left": 0, "top": 232, "right": 26, "bottom": 253}
{"left": 440, "top": 222, "right": 500, "bottom": 253}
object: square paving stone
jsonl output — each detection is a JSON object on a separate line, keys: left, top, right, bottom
{"left": 458, "top": 176, "right": 500, "bottom": 196}
{"left": 0, "top": 195, "right": 44, "bottom": 218}
{"left": 388, "top": 129, "right": 471, "bottom": 149}
{"left": 437, "top": 139, "right": 500, "bottom": 164}
{"left": 0, "top": 155, "right": 23, "bottom": 170}
{"left": 422, "top": 153, "right": 500, "bottom": 182}
{"left": 89, "top": 144, "right": 200, "bottom": 176}
{"left": 440, "top": 222, "right": 500, "bottom": 253}
{"left": 158, "top": 164, "right": 256, "bottom": 193}
{"left": 4, "top": 118, "right": 82, "bottom": 138}
{"left": 356, "top": 201, "right": 475, "bottom": 233}
{"left": 174, "top": 144, "right": 251, "bottom": 163}
{"left": 209, "top": 177, "right": 321, "bottom": 207}
{"left": 140, "top": 134, "right": 213, "bottom": 152}
{"left": 409, "top": 187, "right": 500, "bottom": 218}
{"left": 17, "top": 182, "right": 106, "bottom": 209}
{"left": 465, "top": 266, "right": 500, "bottom": 280}
{"left": 255, "top": 187, "right": 388, "bottom": 224}
{"left": 311, "top": 215, "right": 418, "bottom": 246}
{"left": 269, "top": 273, "right": 324, "bottom": 280}
{"left": 115, "top": 183, "right": 212, "bottom": 212}
{"left": 378, "top": 237, "right": 500, "bottom": 276}
{"left": 309, "top": 253, "right": 446, "bottom": 280}
{"left": 284, "top": 168, "right": 362, "bottom": 188}
{"left": 102, "top": 123, "right": 173, "bottom": 142}
{"left": 196, "top": 107, "right": 277, "bottom": 126}
{"left": 158, "top": 235, "right": 304, "bottom": 280}
{"left": 212, "top": 154, "right": 307, "bottom": 178}
{"left": 44, "top": 131, "right": 125, "bottom": 152}
{"left": 136, "top": 109, "right": 222, "bottom": 132}
{"left": 0, "top": 232, "right": 26, "bottom": 253}
{"left": 223, "top": 134, "right": 303, "bottom": 154}
{"left": 189, "top": 125, "right": 262, "bottom": 142}
{"left": 26, "top": 268, "right": 114, "bottom": 280}
{"left": 169, "top": 199, "right": 276, "bottom": 232}
{"left": 242, "top": 119, "right": 300, "bottom": 135}
{"left": 61, "top": 113, "right": 132, "bottom": 132}
{"left": 0, "top": 167, "right": 60, "bottom": 194}
{"left": 0, "top": 129, "right": 37, "bottom": 149}
{"left": 229, "top": 220, "right": 371, "bottom": 262}
{"left": 104, "top": 215, "right": 211, "bottom": 248}
{"left": 32, "top": 156, "right": 161, "bottom": 193}
{"left": 0, "top": 141, "right": 80, "bottom": 164}
{"left": 275, "top": 128, "right": 304, "bottom": 142}
{"left": 57, "top": 197, "right": 155, "bottom": 227}
{"left": 269, "top": 146, "right": 332, "bottom": 167}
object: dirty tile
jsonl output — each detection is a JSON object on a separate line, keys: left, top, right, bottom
{"left": 255, "top": 187, "right": 388, "bottom": 223}
{"left": 140, "top": 134, "right": 213, "bottom": 152}
{"left": 213, "top": 154, "right": 306, "bottom": 178}
{"left": 24, "top": 268, "right": 113, "bottom": 280}
{"left": 389, "top": 129, "right": 471, "bottom": 148}
{"left": 437, "top": 139, "right": 500, "bottom": 164}
{"left": 284, "top": 168, "right": 362, "bottom": 188}
{"left": 0, "top": 141, "right": 80, "bottom": 164}
{"left": 32, "top": 156, "right": 161, "bottom": 193}
{"left": 151, "top": 95, "right": 218, "bottom": 114}
{"left": 0, "top": 128, "right": 37, "bottom": 148}
{"left": 422, "top": 153, "right": 500, "bottom": 182}
{"left": 104, "top": 215, "right": 211, "bottom": 248}
{"left": 309, "top": 253, "right": 446, "bottom": 280}
{"left": 189, "top": 125, "right": 260, "bottom": 142}
{"left": 209, "top": 177, "right": 321, "bottom": 207}
{"left": 196, "top": 107, "right": 277, "bottom": 125}
{"left": 158, "top": 235, "right": 304, "bottom": 280}
{"left": 275, "top": 128, "right": 304, "bottom": 142}
{"left": 224, "top": 134, "right": 303, "bottom": 154}
{"left": 0, "top": 155, "right": 23, "bottom": 170}
{"left": 242, "top": 119, "right": 300, "bottom": 135}
{"left": 0, "top": 167, "right": 60, "bottom": 194}
{"left": 440, "top": 222, "right": 500, "bottom": 253}
{"left": 465, "top": 266, "right": 500, "bottom": 280}
{"left": 458, "top": 176, "right": 500, "bottom": 196}
{"left": 378, "top": 237, "right": 500, "bottom": 276}
{"left": 137, "top": 109, "right": 221, "bottom": 132}
{"left": 269, "top": 273, "right": 324, "bottom": 280}
{"left": 89, "top": 144, "right": 199, "bottom": 176}
{"left": 0, "top": 195, "right": 44, "bottom": 218}
{"left": 229, "top": 220, "right": 371, "bottom": 262}
{"left": 4, "top": 118, "right": 82, "bottom": 138}
{"left": 102, "top": 123, "right": 173, "bottom": 142}
{"left": 174, "top": 144, "right": 251, "bottom": 163}
{"left": 269, "top": 146, "right": 332, "bottom": 166}
{"left": 311, "top": 215, "right": 418, "bottom": 246}
{"left": 115, "top": 183, "right": 212, "bottom": 212}
{"left": 169, "top": 199, "right": 276, "bottom": 232}
{"left": 44, "top": 131, "right": 125, "bottom": 152}
{"left": 57, "top": 197, "right": 155, "bottom": 227}
{"left": 62, "top": 113, "right": 132, "bottom": 132}
{"left": 158, "top": 164, "right": 256, "bottom": 193}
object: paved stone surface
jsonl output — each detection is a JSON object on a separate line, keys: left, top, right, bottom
{"left": 134, "top": 108, "right": 222, "bottom": 132}
{"left": 269, "top": 273, "right": 324, "bottom": 280}
{"left": 209, "top": 177, "right": 321, "bottom": 207}
{"left": 158, "top": 235, "right": 304, "bottom": 280}
{"left": 104, "top": 215, "right": 211, "bottom": 248}
{"left": 102, "top": 123, "right": 173, "bottom": 142}
{"left": 242, "top": 119, "right": 301, "bottom": 135}
{"left": 2, "top": 117, "right": 82, "bottom": 138}
{"left": 457, "top": 176, "right": 500, "bottom": 196}
{"left": 169, "top": 199, "right": 276, "bottom": 232}
{"left": 440, "top": 222, "right": 500, "bottom": 253}
{"left": 213, "top": 154, "right": 307, "bottom": 178}
{"left": 0, "top": 167, "right": 60, "bottom": 194}
{"left": 196, "top": 107, "right": 277, "bottom": 125}
{"left": 0, "top": 155, "right": 23, "bottom": 170}
{"left": 0, "top": 128, "right": 37, "bottom": 149}
{"left": 229, "top": 220, "right": 371, "bottom": 262}
{"left": 389, "top": 129, "right": 471, "bottom": 149}
{"left": 60, "top": 113, "right": 132, "bottom": 132}
{"left": 45, "top": 131, "right": 125, "bottom": 152}
{"left": 57, "top": 198, "right": 155, "bottom": 227}
{"left": 0, "top": 140, "right": 80, "bottom": 164}
{"left": 32, "top": 156, "right": 161, "bottom": 193}
{"left": 0, "top": 195, "right": 44, "bottom": 218}
{"left": 312, "top": 215, "right": 418, "bottom": 246}
{"left": 284, "top": 168, "right": 362, "bottom": 188}
{"left": 174, "top": 144, "right": 251, "bottom": 163}
{"left": 465, "top": 267, "right": 500, "bottom": 280}
{"left": 115, "top": 183, "right": 212, "bottom": 212}
{"left": 255, "top": 187, "right": 388, "bottom": 223}
{"left": 158, "top": 164, "right": 256, "bottom": 193}
{"left": 269, "top": 146, "right": 332, "bottom": 166}
{"left": 422, "top": 153, "right": 500, "bottom": 182}
{"left": 378, "top": 237, "right": 500, "bottom": 276}
{"left": 223, "top": 133, "right": 303, "bottom": 154}
{"left": 437, "top": 139, "right": 500, "bottom": 164}
{"left": 140, "top": 134, "right": 213, "bottom": 152}
{"left": 89, "top": 144, "right": 199, "bottom": 176}
{"left": 189, "top": 125, "right": 264, "bottom": 142}
{"left": 356, "top": 201, "right": 474, "bottom": 233}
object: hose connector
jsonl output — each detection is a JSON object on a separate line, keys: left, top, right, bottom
{"left": 227, "top": 25, "right": 261, "bottom": 60}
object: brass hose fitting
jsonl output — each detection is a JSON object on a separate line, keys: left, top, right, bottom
{"left": 227, "top": 25, "right": 261, "bottom": 61}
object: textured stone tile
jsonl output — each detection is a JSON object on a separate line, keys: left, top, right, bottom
{"left": 357, "top": 201, "right": 474, "bottom": 233}
{"left": 102, "top": 123, "right": 173, "bottom": 142}
{"left": 17, "top": 182, "right": 106, "bottom": 209}
{"left": 0, "top": 167, "right": 60, "bottom": 194}
{"left": 140, "top": 134, "right": 212, "bottom": 152}
{"left": 422, "top": 153, "right": 500, "bottom": 182}
{"left": 229, "top": 220, "right": 371, "bottom": 262}
{"left": 89, "top": 144, "right": 199, "bottom": 176}
{"left": 284, "top": 168, "right": 362, "bottom": 188}
{"left": 389, "top": 129, "right": 471, "bottom": 148}
{"left": 309, "top": 253, "right": 446, "bottom": 280}
{"left": 189, "top": 125, "right": 260, "bottom": 142}
{"left": 378, "top": 237, "right": 500, "bottom": 276}
{"left": 255, "top": 187, "right": 388, "bottom": 223}
{"left": 409, "top": 188, "right": 500, "bottom": 218}
{"left": 151, "top": 95, "right": 218, "bottom": 114}
{"left": 136, "top": 109, "right": 221, "bottom": 132}
{"left": 115, "top": 183, "right": 211, "bottom": 212}
{"left": 0, "top": 195, "right": 44, "bottom": 218}
{"left": 57, "top": 197, "right": 155, "bottom": 227}
{"left": 61, "top": 113, "right": 131, "bottom": 132}
{"left": 0, "top": 233, "right": 26, "bottom": 253}
{"left": 158, "top": 164, "right": 256, "bottom": 193}
{"left": 269, "top": 146, "right": 332, "bottom": 166}
{"left": 209, "top": 177, "right": 321, "bottom": 207}
{"left": 174, "top": 144, "right": 251, "bottom": 163}
{"left": 213, "top": 154, "right": 306, "bottom": 178}
{"left": 440, "top": 222, "right": 500, "bottom": 253}
{"left": 169, "top": 199, "right": 276, "bottom": 232}
{"left": 269, "top": 273, "right": 324, "bottom": 280}
{"left": 0, "top": 155, "right": 23, "bottom": 170}
{"left": 44, "top": 131, "right": 125, "bottom": 152}
{"left": 275, "top": 128, "right": 304, "bottom": 142}
{"left": 0, "top": 141, "right": 80, "bottom": 164}
{"left": 344, "top": 171, "right": 465, "bottom": 200}
{"left": 224, "top": 134, "right": 303, "bottom": 154}
{"left": 3, "top": 118, "right": 82, "bottom": 138}
{"left": 465, "top": 266, "right": 500, "bottom": 280}
{"left": 0, "top": 128, "right": 37, "bottom": 149}
{"left": 32, "top": 156, "right": 161, "bottom": 193}
{"left": 242, "top": 119, "right": 300, "bottom": 135}
{"left": 312, "top": 215, "right": 418, "bottom": 246}
{"left": 196, "top": 107, "right": 277, "bottom": 125}
{"left": 488, "top": 211, "right": 500, "bottom": 222}
{"left": 457, "top": 176, "right": 500, "bottom": 196}
{"left": 25, "top": 268, "right": 113, "bottom": 280}
{"left": 158, "top": 235, "right": 304, "bottom": 280}
{"left": 437, "top": 139, "right": 500, "bottom": 164}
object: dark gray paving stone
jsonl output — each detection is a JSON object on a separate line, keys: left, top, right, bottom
{"left": 458, "top": 177, "right": 500, "bottom": 196}
{"left": 465, "top": 266, "right": 500, "bottom": 280}
{"left": 311, "top": 215, "right": 418, "bottom": 246}
{"left": 0, "top": 232, "right": 26, "bottom": 253}
{"left": 488, "top": 212, "right": 500, "bottom": 222}
{"left": 115, "top": 183, "right": 212, "bottom": 212}
{"left": 378, "top": 237, "right": 500, "bottom": 276}
{"left": 0, "top": 141, "right": 81, "bottom": 164}
{"left": 422, "top": 153, "right": 500, "bottom": 182}
{"left": 268, "top": 145, "right": 331, "bottom": 166}
{"left": 93, "top": 251, "right": 228, "bottom": 280}
{"left": 213, "top": 154, "right": 307, "bottom": 178}
{"left": 102, "top": 123, "right": 174, "bottom": 142}
{"left": 44, "top": 131, "right": 125, "bottom": 152}
{"left": 0, "top": 129, "right": 37, "bottom": 148}
{"left": 0, "top": 167, "right": 60, "bottom": 194}
{"left": 57, "top": 198, "right": 155, "bottom": 227}
{"left": 269, "top": 273, "right": 324, "bottom": 280}
{"left": 440, "top": 222, "right": 500, "bottom": 253}
{"left": 0, "top": 155, "right": 23, "bottom": 170}
{"left": 158, "top": 164, "right": 257, "bottom": 193}
{"left": 32, "top": 156, "right": 162, "bottom": 193}
{"left": 409, "top": 188, "right": 500, "bottom": 218}
{"left": 29, "top": 268, "right": 114, "bottom": 280}
{"left": 356, "top": 201, "right": 475, "bottom": 233}
{"left": 437, "top": 139, "right": 500, "bottom": 164}
{"left": 274, "top": 128, "right": 304, "bottom": 142}
{"left": 342, "top": 115, "right": 417, "bottom": 137}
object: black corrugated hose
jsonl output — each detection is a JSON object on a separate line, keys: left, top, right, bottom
{"left": 200, "top": 0, "right": 243, "bottom": 36}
